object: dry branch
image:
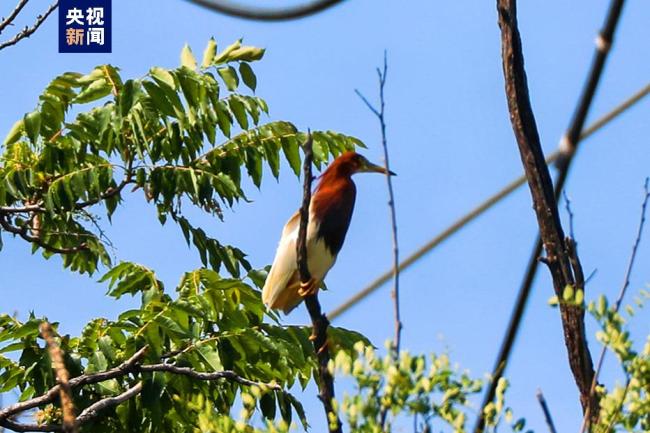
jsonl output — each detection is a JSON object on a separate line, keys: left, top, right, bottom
{"left": 185, "top": 0, "right": 345, "bottom": 21}
{"left": 0, "top": 0, "right": 30, "bottom": 34}
{"left": 476, "top": 1, "right": 627, "bottom": 430}
{"left": 296, "top": 134, "right": 342, "bottom": 433}
{"left": 354, "top": 52, "right": 402, "bottom": 355}
{"left": 496, "top": 0, "right": 597, "bottom": 421}
{"left": 0, "top": 1, "right": 58, "bottom": 51}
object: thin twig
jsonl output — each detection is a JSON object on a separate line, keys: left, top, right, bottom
{"left": 563, "top": 191, "right": 576, "bottom": 241}
{"left": 354, "top": 52, "right": 402, "bottom": 355}
{"left": 536, "top": 389, "right": 558, "bottom": 433}
{"left": 39, "top": 323, "right": 76, "bottom": 433}
{"left": 578, "top": 177, "right": 650, "bottom": 433}
{"left": 0, "top": 214, "right": 88, "bottom": 254}
{"left": 184, "top": 0, "right": 346, "bottom": 21}
{"left": 296, "top": 133, "right": 342, "bottom": 433}
{"left": 0, "top": 1, "right": 58, "bottom": 51}
{"left": 329, "top": 80, "right": 649, "bottom": 321}
{"left": 0, "top": 0, "right": 30, "bottom": 34}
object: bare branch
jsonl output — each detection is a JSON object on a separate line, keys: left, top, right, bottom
{"left": 578, "top": 177, "right": 650, "bottom": 433}
{"left": 0, "top": 0, "right": 30, "bottom": 34}
{"left": 184, "top": 0, "right": 345, "bottom": 21}
{"left": 0, "top": 1, "right": 58, "bottom": 51}
{"left": 296, "top": 133, "right": 342, "bottom": 433}
{"left": 39, "top": 323, "right": 76, "bottom": 433}
{"left": 355, "top": 52, "right": 402, "bottom": 359}
{"left": 536, "top": 389, "right": 558, "bottom": 433}
{"left": 496, "top": 0, "right": 597, "bottom": 420}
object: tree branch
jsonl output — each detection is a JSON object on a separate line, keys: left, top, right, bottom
{"left": 355, "top": 52, "right": 402, "bottom": 358}
{"left": 0, "top": 1, "right": 58, "bottom": 51}
{"left": 496, "top": 0, "right": 597, "bottom": 421}
{"left": 296, "top": 133, "right": 342, "bottom": 433}
{"left": 74, "top": 382, "right": 143, "bottom": 426}
{"left": 184, "top": 0, "right": 345, "bottom": 21}
{"left": 136, "top": 364, "right": 281, "bottom": 390}
{"left": 0, "top": 343, "right": 286, "bottom": 432}
{"left": 475, "top": 1, "right": 627, "bottom": 430}
{"left": 0, "top": 0, "right": 30, "bottom": 34}
{"left": 0, "top": 214, "right": 88, "bottom": 254}
{"left": 536, "top": 389, "right": 558, "bottom": 433}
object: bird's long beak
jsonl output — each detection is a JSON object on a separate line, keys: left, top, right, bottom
{"left": 362, "top": 160, "right": 397, "bottom": 176}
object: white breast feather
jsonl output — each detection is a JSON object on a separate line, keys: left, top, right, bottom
{"left": 262, "top": 207, "right": 336, "bottom": 308}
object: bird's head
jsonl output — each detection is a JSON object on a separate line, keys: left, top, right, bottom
{"left": 326, "top": 151, "right": 396, "bottom": 177}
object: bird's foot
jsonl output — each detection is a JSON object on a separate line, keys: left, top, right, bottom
{"left": 298, "top": 278, "right": 318, "bottom": 297}
{"left": 308, "top": 333, "right": 329, "bottom": 354}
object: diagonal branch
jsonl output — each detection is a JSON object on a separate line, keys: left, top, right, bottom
{"left": 496, "top": 0, "right": 597, "bottom": 421}
{"left": 475, "top": 1, "right": 627, "bottom": 431}
{"left": 0, "top": 213, "right": 88, "bottom": 254}
{"left": 296, "top": 133, "right": 342, "bottom": 433}
{"left": 536, "top": 389, "right": 558, "bottom": 433}
{"left": 0, "top": 0, "right": 30, "bottom": 34}
{"left": 0, "top": 1, "right": 58, "bottom": 51}
{"left": 184, "top": 0, "right": 346, "bottom": 21}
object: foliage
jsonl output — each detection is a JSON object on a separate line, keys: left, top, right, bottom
{"left": 587, "top": 290, "right": 650, "bottom": 433}
{"left": 0, "top": 38, "right": 362, "bottom": 275}
{"left": 1, "top": 37, "right": 648, "bottom": 433}
{"left": 0, "top": 264, "right": 371, "bottom": 431}
{"left": 0, "top": 39, "right": 369, "bottom": 432}
{"left": 330, "top": 343, "right": 529, "bottom": 433}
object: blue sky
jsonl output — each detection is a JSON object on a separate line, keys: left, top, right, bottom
{"left": 1, "top": 0, "right": 649, "bottom": 431}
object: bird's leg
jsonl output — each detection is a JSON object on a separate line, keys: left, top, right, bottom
{"left": 298, "top": 278, "right": 319, "bottom": 297}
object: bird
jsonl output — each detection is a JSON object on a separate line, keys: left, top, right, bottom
{"left": 262, "top": 151, "right": 395, "bottom": 314}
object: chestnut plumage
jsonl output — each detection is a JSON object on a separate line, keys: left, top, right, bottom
{"left": 262, "top": 151, "right": 394, "bottom": 313}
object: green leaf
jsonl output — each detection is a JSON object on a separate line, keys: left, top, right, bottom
{"left": 217, "top": 66, "right": 238, "bottom": 91}
{"left": 227, "top": 46, "right": 266, "bottom": 62}
{"left": 23, "top": 111, "right": 41, "bottom": 144}
{"left": 3, "top": 119, "right": 24, "bottom": 146}
{"left": 150, "top": 67, "right": 176, "bottom": 89}
{"left": 239, "top": 63, "right": 257, "bottom": 91}
{"left": 74, "top": 78, "right": 112, "bottom": 103}
{"left": 201, "top": 38, "right": 217, "bottom": 68}
{"left": 180, "top": 44, "right": 197, "bottom": 70}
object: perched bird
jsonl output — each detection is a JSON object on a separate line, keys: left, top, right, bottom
{"left": 262, "top": 151, "right": 395, "bottom": 313}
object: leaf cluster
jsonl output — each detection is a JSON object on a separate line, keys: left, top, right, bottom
{"left": 0, "top": 39, "right": 362, "bottom": 275}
